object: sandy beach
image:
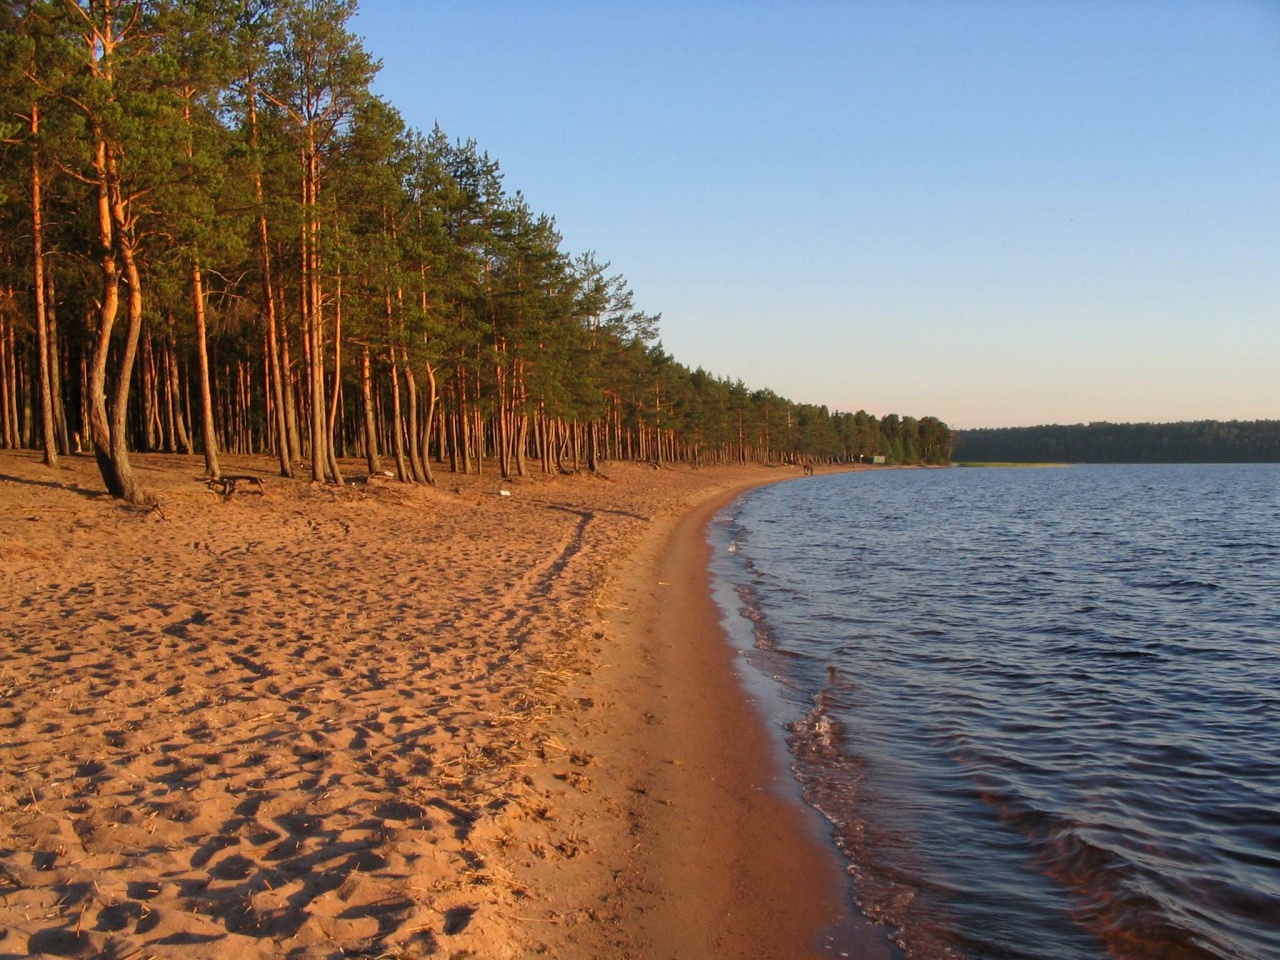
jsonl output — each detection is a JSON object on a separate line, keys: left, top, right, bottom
{"left": 0, "top": 450, "right": 888, "bottom": 960}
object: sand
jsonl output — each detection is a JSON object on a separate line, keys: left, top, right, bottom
{"left": 0, "top": 450, "right": 891, "bottom": 960}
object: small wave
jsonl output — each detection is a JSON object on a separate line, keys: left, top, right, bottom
{"left": 787, "top": 701, "right": 969, "bottom": 960}
{"left": 1132, "top": 578, "right": 1224, "bottom": 593}
{"left": 976, "top": 791, "right": 1240, "bottom": 960}
{"left": 733, "top": 583, "right": 779, "bottom": 651}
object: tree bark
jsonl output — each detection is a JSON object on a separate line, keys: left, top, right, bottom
{"left": 192, "top": 263, "right": 220, "bottom": 478}
{"left": 45, "top": 270, "right": 69, "bottom": 456}
{"left": 421, "top": 361, "right": 437, "bottom": 485}
{"left": 0, "top": 314, "right": 13, "bottom": 449}
{"left": 360, "top": 346, "right": 381, "bottom": 474}
{"left": 86, "top": 138, "right": 125, "bottom": 493}
{"left": 247, "top": 80, "right": 292, "bottom": 477}
{"left": 587, "top": 420, "right": 599, "bottom": 474}
{"left": 29, "top": 103, "right": 57, "bottom": 466}
{"left": 108, "top": 213, "right": 149, "bottom": 504}
{"left": 388, "top": 348, "right": 409, "bottom": 482}
{"left": 325, "top": 277, "right": 344, "bottom": 485}
{"left": 402, "top": 348, "right": 426, "bottom": 483}
{"left": 302, "top": 146, "right": 329, "bottom": 482}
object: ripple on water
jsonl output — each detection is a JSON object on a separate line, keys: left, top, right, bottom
{"left": 712, "top": 464, "right": 1280, "bottom": 960}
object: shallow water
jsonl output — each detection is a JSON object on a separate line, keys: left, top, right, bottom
{"left": 709, "top": 464, "right": 1280, "bottom": 960}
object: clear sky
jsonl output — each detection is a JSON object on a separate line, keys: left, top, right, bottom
{"left": 351, "top": 0, "right": 1279, "bottom": 429}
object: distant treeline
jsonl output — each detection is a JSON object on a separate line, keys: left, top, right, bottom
{"left": 956, "top": 420, "right": 1280, "bottom": 463}
{"left": 0, "top": 0, "right": 952, "bottom": 503}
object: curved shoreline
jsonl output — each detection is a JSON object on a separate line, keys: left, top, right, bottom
{"left": 528, "top": 468, "right": 896, "bottom": 959}
{"left": 610, "top": 479, "right": 892, "bottom": 958}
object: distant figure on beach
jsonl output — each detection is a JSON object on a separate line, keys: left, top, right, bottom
{"left": 803, "top": 463, "right": 814, "bottom": 476}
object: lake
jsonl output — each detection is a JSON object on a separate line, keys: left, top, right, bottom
{"left": 709, "top": 464, "right": 1280, "bottom": 960}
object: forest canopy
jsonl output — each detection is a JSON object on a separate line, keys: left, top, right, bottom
{"left": 955, "top": 421, "right": 1280, "bottom": 464}
{"left": 0, "top": 0, "right": 953, "bottom": 502}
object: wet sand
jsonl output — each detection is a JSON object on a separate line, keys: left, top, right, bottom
{"left": 0, "top": 450, "right": 889, "bottom": 959}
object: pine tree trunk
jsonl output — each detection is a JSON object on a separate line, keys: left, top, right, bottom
{"left": 446, "top": 399, "right": 459, "bottom": 473}
{"left": 281, "top": 334, "right": 302, "bottom": 464}
{"left": 141, "top": 330, "right": 159, "bottom": 452}
{"left": 18, "top": 346, "right": 32, "bottom": 448}
{"left": 360, "top": 346, "right": 381, "bottom": 474}
{"left": 302, "top": 148, "right": 330, "bottom": 483}
{"left": 541, "top": 412, "right": 552, "bottom": 474}
{"left": 514, "top": 413, "right": 528, "bottom": 478}
{"left": 45, "top": 271, "right": 69, "bottom": 456}
{"left": 87, "top": 139, "right": 125, "bottom": 493}
{"left": 192, "top": 263, "right": 220, "bottom": 478}
{"left": 437, "top": 404, "right": 447, "bottom": 465}
{"left": 587, "top": 420, "right": 599, "bottom": 474}
{"left": 161, "top": 327, "right": 181, "bottom": 453}
{"left": 108, "top": 224, "right": 149, "bottom": 505}
{"left": 495, "top": 361, "right": 510, "bottom": 479}
{"left": 0, "top": 314, "right": 13, "bottom": 448}
{"left": 325, "top": 278, "right": 344, "bottom": 485}
{"left": 248, "top": 84, "right": 292, "bottom": 477}
{"left": 167, "top": 328, "right": 192, "bottom": 454}
{"left": 402, "top": 349, "right": 426, "bottom": 483}
{"left": 421, "top": 361, "right": 437, "bottom": 485}
{"left": 77, "top": 353, "right": 89, "bottom": 454}
{"left": 457, "top": 380, "right": 471, "bottom": 474}
{"left": 29, "top": 111, "right": 57, "bottom": 466}
{"left": 388, "top": 349, "right": 410, "bottom": 482}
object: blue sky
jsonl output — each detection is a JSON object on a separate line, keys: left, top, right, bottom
{"left": 352, "top": 0, "right": 1279, "bottom": 428}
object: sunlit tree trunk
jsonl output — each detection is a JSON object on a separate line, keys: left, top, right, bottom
{"left": 191, "top": 263, "right": 220, "bottom": 478}
{"left": 360, "top": 346, "right": 381, "bottom": 474}
{"left": 29, "top": 102, "right": 57, "bottom": 466}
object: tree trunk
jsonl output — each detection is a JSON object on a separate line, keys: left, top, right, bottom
{"left": 587, "top": 420, "right": 599, "bottom": 474}
{"left": 140, "top": 329, "right": 159, "bottom": 451}
{"left": 280, "top": 332, "right": 302, "bottom": 464}
{"left": 325, "top": 276, "right": 344, "bottom": 485}
{"left": 421, "top": 360, "right": 437, "bottom": 485}
{"left": 192, "top": 263, "right": 220, "bottom": 478}
{"left": 107, "top": 223, "right": 149, "bottom": 504}
{"left": 514, "top": 413, "right": 528, "bottom": 478}
{"left": 248, "top": 82, "right": 292, "bottom": 477}
{"left": 360, "top": 346, "right": 381, "bottom": 474}
{"left": 388, "top": 349, "right": 410, "bottom": 482}
{"left": 402, "top": 348, "right": 426, "bottom": 483}
{"left": 495, "top": 359, "right": 510, "bottom": 479}
{"left": 447, "top": 392, "right": 460, "bottom": 474}
{"left": 302, "top": 147, "right": 330, "bottom": 482}
{"left": 457, "top": 379, "right": 471, "bottom": 474}
{"left": 29, "top": 106, "right": 57, "bottom": 467}
{"left": 45, "top": 270, "right": 69, "bottom": 456}
{"left": 86, "top": 138, "right": 127, "bottom": 495}
{"left": 164, "top": 322, "right": 192, "bottom": 454}
{"left": 0, "top": 314, "right": 13, "bottom": 448}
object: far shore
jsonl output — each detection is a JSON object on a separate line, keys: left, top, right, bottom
{"left": 0, "top": 450, "right": 892, "bottom": 959}
{"left": 954, "top": 461, "right": 1073, "bottom": 468}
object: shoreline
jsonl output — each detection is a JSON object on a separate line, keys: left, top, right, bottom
{"left": 0, "top": 451, "right": 891, "bottom": 959}
{"left": 564, "top": 476, "right": 895, "bottom": 959}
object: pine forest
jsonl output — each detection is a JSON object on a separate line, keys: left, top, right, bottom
{"left": 0, "top": 0, "right": 955, "bottom": 504}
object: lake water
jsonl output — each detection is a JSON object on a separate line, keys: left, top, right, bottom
{"left": 708, "top": 464, "right": 1280, "bottom": 960}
